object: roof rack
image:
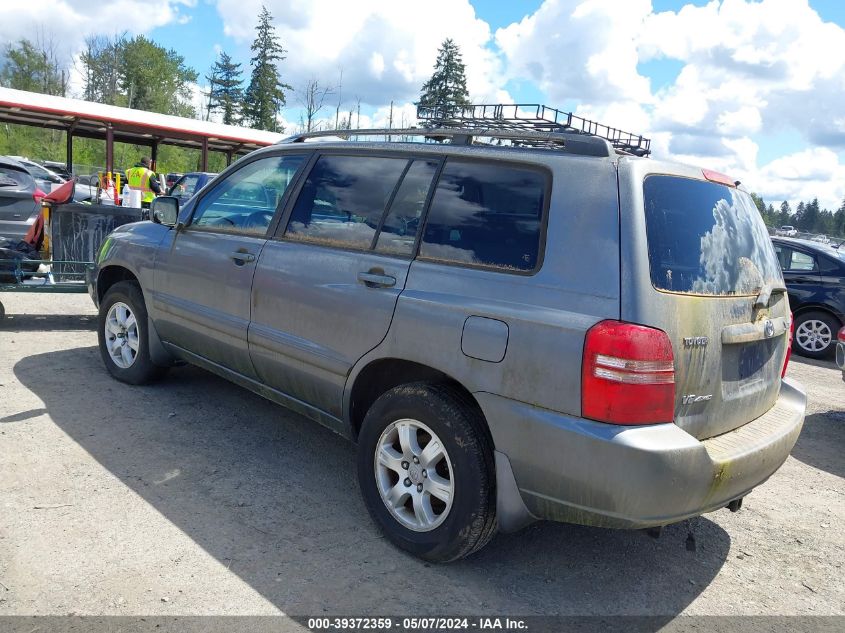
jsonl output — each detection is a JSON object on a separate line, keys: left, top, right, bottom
{"left": 280, "top": 126, "right": 615, "bottom": 157}
{"left": 417, "top": 103, "right": 652, "bottom": 157}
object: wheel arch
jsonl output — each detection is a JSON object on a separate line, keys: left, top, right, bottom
{"left": 345, "top": 357, "right": 492, "bottom": 445}
{"left": 793, "top": 303, "right": 843, "bottom": 326}
{"left": 97, "top": 265, "right": 140, "bottom": 303}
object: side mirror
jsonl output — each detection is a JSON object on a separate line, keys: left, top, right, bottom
{"left": 150, "top": 196, "right": 180, "bottom": 227}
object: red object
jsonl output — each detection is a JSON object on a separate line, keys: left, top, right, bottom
{"left": 22, "top": 210, "right": 44, "bottom": 249}
{"left": 782, "top": 314, "right": 795, "bottom": 378}
{"left": 701, "top": 169, "right": 736, "bottom": 187}
{"left": 33, "top": 187, "right": 46, "bottom": 202}
{"left": 582, "top": 320, "right": 675, "bottom": 425}
{"left": 838, "top": 326, "right": 845, "bottom": 342}
{"left": 42, "top": 179, "right": 75, "bottom": 205}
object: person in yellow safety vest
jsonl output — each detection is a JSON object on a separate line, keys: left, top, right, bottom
{"left": 125, "top": 156, "right": 162, "bottom": 206}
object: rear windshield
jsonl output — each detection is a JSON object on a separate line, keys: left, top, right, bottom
{"left": 643, "top": 175, "right": 783, "bottom": 296}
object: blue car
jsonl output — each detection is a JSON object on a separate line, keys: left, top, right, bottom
{"left": 166, "top": 172, "right": 217, "bottom": 204}
{"left": 772, "top": 237, "right": 845, "bottom": 359}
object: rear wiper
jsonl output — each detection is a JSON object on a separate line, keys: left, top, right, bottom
{"left": 754, "top": 282, "right": 787, "bottom": 309}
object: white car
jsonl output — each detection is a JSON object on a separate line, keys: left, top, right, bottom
{"left": 777, "top": 225, "right": 798, "bottom": 237}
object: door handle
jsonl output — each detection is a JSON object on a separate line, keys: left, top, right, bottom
{"left": 229, "top": 251, "right": 256, "bottom": 264}
{"left": 357, "top": 271, "right": 396, "bottom": 288}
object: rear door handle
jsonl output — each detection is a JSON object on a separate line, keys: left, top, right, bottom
{"left": 357, "top": 271, "right": 396, "bottom": 288}
{"left": 229, "top": 251, "right": 256, "bottom": 264}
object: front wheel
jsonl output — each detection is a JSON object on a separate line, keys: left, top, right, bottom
{"left": 98, "top": 281, "right": 167, "bottom": 384}
{"left": 357, "top": 383, "right": 497, "bottom": 562}
{"left": 793, "top": 310, "right": 839, "bottom": 359}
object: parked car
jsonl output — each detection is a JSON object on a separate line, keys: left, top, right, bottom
{"left": 88, "top": 130, "right": 806, "bottom": 562}
{"left": 0, "top": 156, "right": 43, "bottom": 241}
{"left": 41, "top": 160, "right": 73, "bottom": 180}
{"left": 166, "top": 172, "right": 217, "bottom": 204}
{"left": 777, "top": 225, "right": 798, "bottom": 237}
{"left": 10, "top": 156, "right": 65, "bottom": 193}
{"left": 771, "top": 237, "right": 845, "bottom": 359}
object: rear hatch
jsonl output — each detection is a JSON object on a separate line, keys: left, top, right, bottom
{"left": 620, "top": 161, "right": 789, "bottom": 440}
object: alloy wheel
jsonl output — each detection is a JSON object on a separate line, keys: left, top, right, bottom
{"left": 374, "top": 418, "right": 454, "bottom": 532}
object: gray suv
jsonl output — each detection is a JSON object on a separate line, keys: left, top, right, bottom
{"left": 88, "top": 128, "right": 806, "bottom": 562}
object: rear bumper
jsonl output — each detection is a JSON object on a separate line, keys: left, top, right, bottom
{"left": 480, "top": 378, "right": 806, "bottom": 529}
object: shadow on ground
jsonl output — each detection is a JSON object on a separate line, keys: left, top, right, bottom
{"left": 791, "top": 411, "right": 845, "bottom": 479}
{"left": 790, "top": 354, "right": 838, "bottom": 370}
{"left": 0, "top": 313, "right": 96, "bottom": 331}
{"left": 15, "top": 346, "right": 732, "bottom": 620}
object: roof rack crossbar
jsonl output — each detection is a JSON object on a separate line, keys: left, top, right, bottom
{"left": 279, "top": 126, "right": 613, "bottom": 157}
{"left": 416, "top": 103, "right": 651, "bottom": 156}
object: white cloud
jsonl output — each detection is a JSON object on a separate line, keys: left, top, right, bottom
{"left": 496, "top": 0, "right": 845, "bottom": 210}
{"left": 495, "top": 0, "right": 653, "bottom": 106}
{"left": 753, "top": 148, "right": 845, "bottom": 209}
{"left": 0, "top": 1, "right": 194, "bottom": 51}
{"left": 214, "top": 0, "right": 505, "bottom": 107}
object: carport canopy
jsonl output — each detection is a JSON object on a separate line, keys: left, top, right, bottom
{"left": 0, "top": 87, "right": 284, "bottom": 173}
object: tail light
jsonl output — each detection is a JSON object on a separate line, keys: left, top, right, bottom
{"left": 33, "top": 188, "right": 46, "bottom": 201}
{"left": 781, "top": 314, "right": 794, "bottom": 379}
{"left": 582, "top": 320, "right": 675, "bottom": 425}
{"left": 838, "top": 326, "right": 845, "bottom": 342}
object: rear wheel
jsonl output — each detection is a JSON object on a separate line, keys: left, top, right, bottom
{"left": 98, "top": 281, "right": 167, "bottom": 384}
{"left": 357, "top": 383, "right": 497, "bottom": 562}
{"left": 793, "top": 310, "right": 839, "bottom": 359}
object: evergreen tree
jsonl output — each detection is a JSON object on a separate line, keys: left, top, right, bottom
{"left": 793, "top": 199, "right": 822, "bottom": 232}
{"left": 778, "top": 201, "right": 792, "bottom": 227}
{"left": 243, "top": 5, "right": 291, "bottom": 132}
{"left": 207, "top": 51, "right": 244, "bottom": 125}
{"left": 834, "top": 198, "right": 845, "bottom": 236}
{"left": 750, "top": 192, "right": 767, "bottom": 223}
{"left": 419, "top": 38, "right": 471, "bottom": 112}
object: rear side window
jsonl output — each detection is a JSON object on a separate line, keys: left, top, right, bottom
{"left": 643, "top": 176, "right": 783, "bottom": 295}
{"left": 777, "top": 247, "right": 817, "bottom": 272}
{"left": 420, "top": 160, "right": 546, "bottom": 272}
{"left": 170, "top": 174, "right": 201, "bottom": 200}
{"left": 0, "top": 167, "right": 31, "bottom": 190}
{"left": 285, "top": 155, "right": 408, "bottom": 250}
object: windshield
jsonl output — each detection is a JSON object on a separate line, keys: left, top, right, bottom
{"left": 643, "top": 175, "right": 783, "bottom": 296}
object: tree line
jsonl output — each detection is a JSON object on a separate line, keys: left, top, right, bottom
{"left": 751, "top": 194, "right": 845, "bottom": 238}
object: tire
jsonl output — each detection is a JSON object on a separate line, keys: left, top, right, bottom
{"left": 793, "top": 310, "right": 840, "bottom": 359}
{"left": 357, "top": 383, "right": 497, "bottom": 562}
{"left": 97, "top": 281, "right": 167, "bottom": 384}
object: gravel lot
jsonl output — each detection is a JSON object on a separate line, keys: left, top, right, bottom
{"left": 0, "top": 292, "right": 843, "bottom": 620}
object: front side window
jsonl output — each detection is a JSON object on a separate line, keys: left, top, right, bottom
{"left": 419, "top": 160, "right": 547, "bottom": 272}
{"left": 285, "top": 155, "right": 408, "bottom": 250}
{"left": 191, "top": 154, "right": 305, "bottom": 235}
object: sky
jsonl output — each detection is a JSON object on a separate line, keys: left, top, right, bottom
{"left": 1, "top": 0, "right": 844, "bottom": 211}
